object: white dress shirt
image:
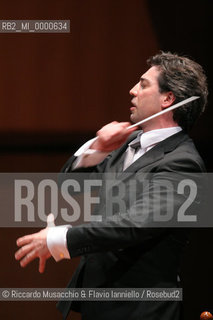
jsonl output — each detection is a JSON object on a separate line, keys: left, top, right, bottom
{"left": 47, "top": 126, "right": 182, "bottom": 261}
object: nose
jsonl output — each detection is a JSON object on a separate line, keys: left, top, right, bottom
{"left": 129, "top": 83, "right": 138, "bottom": 96}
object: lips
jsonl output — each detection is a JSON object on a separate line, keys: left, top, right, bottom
{"left": 130, "top": 100, "right": 137, "bottom": 111}
{"left": 131, "top": 99, "right": 137, "bottom": 108}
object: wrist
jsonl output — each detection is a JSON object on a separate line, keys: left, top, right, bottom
{"left": 91, "top": 138, "right": 113, "bottom": 152}
{"left": 90, "top": 138, "right": 104, "bottom": 151}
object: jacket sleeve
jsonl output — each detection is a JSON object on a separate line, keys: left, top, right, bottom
{"left": 65, "top": 155, "right": 205, "bottom": 258}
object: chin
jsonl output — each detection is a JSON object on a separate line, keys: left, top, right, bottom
{"left": 130, "top": 114, "right": 136, "bottom": 123}
{"left": 130, "top": 113, "right": 141, "bottom": 124}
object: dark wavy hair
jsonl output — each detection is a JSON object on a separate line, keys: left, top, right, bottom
{"left": 147, "top": 52, "right": 208, "bottom": 131}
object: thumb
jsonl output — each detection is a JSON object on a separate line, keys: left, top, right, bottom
{"left": 47, "top": 213, "right": 55, "bottom": 228}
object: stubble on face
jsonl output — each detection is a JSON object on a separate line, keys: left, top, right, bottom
{"left": 129, "top": 66, "right": 163, "bottom": 129}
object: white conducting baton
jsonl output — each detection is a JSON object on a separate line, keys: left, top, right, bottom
{"left": 127, "top": 96, "right": 200, "bottom": 129}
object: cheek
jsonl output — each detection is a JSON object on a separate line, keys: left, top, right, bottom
{"left": 138, "top": 88, "right": 154, "bottom": 100}
{"left": 144, "top": 90, "right": 161, "bottom": 105}
{"left": 138, "top": 94, "right": 160, "bottom": 115}
{"left": 138, "top": 91, "right": 154, "bottom": 106}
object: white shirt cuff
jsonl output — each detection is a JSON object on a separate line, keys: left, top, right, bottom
{"left": 73, "top": 137, "right": 109, "bottom": 168}
{"left": 74, "top": 137, "right": 98, "bottom": 157}
{"left": 47, "top": 226, "right": 71, "bottom": 262}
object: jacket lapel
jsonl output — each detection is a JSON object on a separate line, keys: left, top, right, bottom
{"left": 108, "top": 130, "right": 188, "bottom": 182}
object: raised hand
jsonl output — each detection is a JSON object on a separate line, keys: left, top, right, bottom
{"left": 91, "top": 121, "right": 137, "bottom": 152}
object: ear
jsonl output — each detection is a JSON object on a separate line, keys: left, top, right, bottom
{"left": 161, "top": 91, "right": 176, "bottom": 109}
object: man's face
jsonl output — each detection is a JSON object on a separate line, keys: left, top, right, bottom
{"left": 129, "top": 66, "right": 165, "bottom": 130}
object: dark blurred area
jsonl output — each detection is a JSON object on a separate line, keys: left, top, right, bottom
{"left": 0, "top": 0, "right": 212, "bottom": 319}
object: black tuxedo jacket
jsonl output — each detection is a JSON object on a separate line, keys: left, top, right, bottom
{"left": 57, "top": 130, "right": 205, "bottom": 320}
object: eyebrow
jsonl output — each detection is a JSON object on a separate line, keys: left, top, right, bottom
{"left": 140, "top": 77, "right": 150, "bottom": 85}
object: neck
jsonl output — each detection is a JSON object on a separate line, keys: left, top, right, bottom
{"left": 140, "top": 114, "right": 178, "bottom": 133}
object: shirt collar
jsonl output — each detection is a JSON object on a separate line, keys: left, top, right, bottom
{"left": 139, "top": 127, "right": 182, "bottom": 151}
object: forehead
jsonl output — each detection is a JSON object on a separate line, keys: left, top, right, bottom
{"left": 140, "top": 66, "right": 160, "bottom": 84}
